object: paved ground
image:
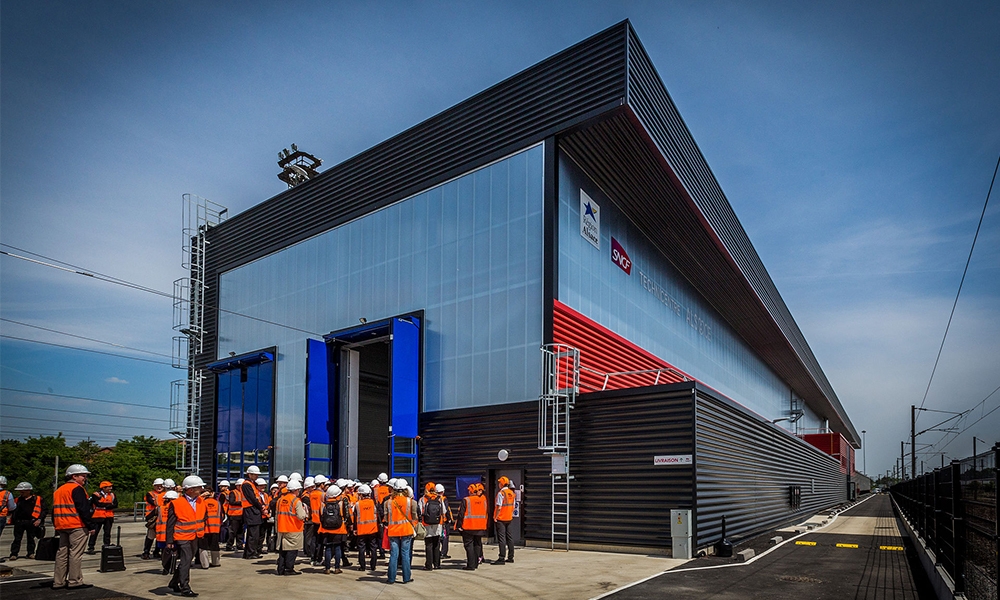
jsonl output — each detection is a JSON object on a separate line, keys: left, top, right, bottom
{"left": 601, "top": 494, "right": 934, "bottom": 600}
{"left": 0, "top": 517, "right": 685, "bottom": 600}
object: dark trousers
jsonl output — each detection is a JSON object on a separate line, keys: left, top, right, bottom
{"left": 88, "top": 517, "right": 113, "bottom": 550}
{"left": 226, "top": 516, "right": 243, "bottom": 549}
{"left": 168, "top": 540, "right": 196, "bottom": 592}
{"left": 258, "top": 522, "right": 272, "bottom": 554}
{"left": 462, "top": 532, "right": 483, "bottom": 569}
{"left": 303, "top": 523, "right": 316, "bottom": 561}
{"left": 243, "top": 524, "right": 260, "bottom": 558}
{"left": 495, "top": 520, "right": 514, "bottom": 560}
{"left": 442, "top": 526, "right": 450, "bottom": 557}
{"left": 424, "top": 535, "right": 441, "bottom": 569}
{"left": 357, "top": 533, "right": 378, "bottom": 570}
{"left": 277, "top": 549, "right": 297, "bottom": 574}
{"left": 10, "top": 521, "right": 43, "bottom": 557}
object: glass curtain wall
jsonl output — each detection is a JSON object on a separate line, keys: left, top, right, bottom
{"left": 216, "top": 360, "right": 275, "bottom": 480}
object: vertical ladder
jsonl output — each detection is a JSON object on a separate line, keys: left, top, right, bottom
{"left": 538, "top": 344, "right": 579, "bottom": 551}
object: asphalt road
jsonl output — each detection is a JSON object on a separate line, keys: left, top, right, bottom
{"left": 605, "top": 494, "right": 934, "bottom": 600}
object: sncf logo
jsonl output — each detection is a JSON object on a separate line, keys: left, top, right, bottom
{"left": 611, "top": 237, "right": 631, "bottom": 275}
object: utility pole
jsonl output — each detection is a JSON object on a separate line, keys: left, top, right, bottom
{"left": 911, "top": 405, "right": 917, "bottom": 482}
{"left": 901, "top": 440, "right": 906, "bottom": 480}
{"left": 862, "top": 430, "right": 867, "bottom": 475}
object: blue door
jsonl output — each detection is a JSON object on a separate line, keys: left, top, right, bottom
{"left": 389, "top": 316, "right": 420, "bottom": 486}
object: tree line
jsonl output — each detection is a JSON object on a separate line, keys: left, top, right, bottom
{"left": 0, "top": 434, "right": 185, "bottom": 510}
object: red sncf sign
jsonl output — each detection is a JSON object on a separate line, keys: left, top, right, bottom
{"left": 611, "top": 237, "right": 631, "bottom": 275}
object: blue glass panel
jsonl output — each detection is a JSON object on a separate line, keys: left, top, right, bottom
{"left": 390, "top": 317, "right": 420, "bottom": 438}
{"left": 305, "top": 339, "right": 331, "bottom": 444}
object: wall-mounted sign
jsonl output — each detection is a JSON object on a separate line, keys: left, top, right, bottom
{"left": 611, "top": 237, "right": 631, "bottom": 275}
{"left": 654, "top": 454, "right": 692, "bottom": 466}
{"left": 580, "top": 189, "right": 600, "bottom": 249}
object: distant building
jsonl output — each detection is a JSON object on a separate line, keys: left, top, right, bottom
{"left": 190, "top": 21, "right": 859, "bottom": 553}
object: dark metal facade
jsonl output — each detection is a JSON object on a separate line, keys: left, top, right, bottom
{"left": 694, "top": 387, "right": 846, "bottom": 546}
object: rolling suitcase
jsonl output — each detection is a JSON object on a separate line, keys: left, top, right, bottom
{"left": 35, "top": 536, "right": 59, "bottom": 561}
{"left": 99, "top": 527, "right": 126, "bottom": 572}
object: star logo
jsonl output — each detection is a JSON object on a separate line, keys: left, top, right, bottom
{"left": 584, "top": 201, "right": 598, "bottom": 221}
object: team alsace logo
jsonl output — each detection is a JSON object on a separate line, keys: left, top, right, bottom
{"left": 580, "top": 189, "right": 600, "bottom": 249}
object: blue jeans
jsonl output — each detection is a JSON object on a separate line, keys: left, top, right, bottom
{"left": 387, "top": 536, "right": 412, "bottom": 583}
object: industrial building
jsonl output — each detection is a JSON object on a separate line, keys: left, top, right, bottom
{"left": 174, "top": 20, "right": 860, "bottom": 553}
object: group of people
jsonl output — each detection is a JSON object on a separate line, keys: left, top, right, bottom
{"left": 0, "top": 471, "right": 120, "bottom": 586}
{"left": 0, "top": 466, "right": 520, "bottom": 597}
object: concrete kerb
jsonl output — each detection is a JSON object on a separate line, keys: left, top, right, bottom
{"left": 589, "top": 493, "right": 879, "bottom": 599}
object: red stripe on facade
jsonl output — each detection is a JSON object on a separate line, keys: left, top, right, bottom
{"left": 552, "top": 300, "right": 692, "bottom": 392}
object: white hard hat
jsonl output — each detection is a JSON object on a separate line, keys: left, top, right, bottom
{"left": 358, "top": 484, "right": 372, "bottom": 495}
{"left": 65, "top": 464, "right": 90, "bottom": 477}
{"left": 303, "top": 477, "right": 315, "bottom": 487}
{"left": 246, "top": 465, "right": 261, "bottom": 475}
{"left": 289, "top": 472, "right": 302, "bottom": 481}
{"left": 236, "top": 478, "right": 245, "bottom": 485}
{"left": 182, "top": 475, "right": 206, "bottom": 489}
{"left": 393, "top": 479, "right": 408, "bottom": 491}
{"left": 276, "top": 475, "right": 289, "bottom": 483}
{"left": 163, "top": 479, "right": 176, "bottom": 488}
{"left": 314, "top": 474, "right": 328, "bottom": 484}
{"left": 377, "top": 473, "right": 389, "bottom": 483}
{"left": 370, "top": 479, "right": 379, "bottom": 487}
{"left": 164, "top": 490, "right": 179, "bottom": 500}
{"left": 387, "top": 478, "right": 397, "bottom": 487}
{"left": 435, "top": 483, "right": 445, "bottom": 494}
{"left": 326, "top": 485, "right": 341, "bottom": 498}
{"left": 219, "top": 480, "right": 231, "bottom": 487}
{"left": 152, "top": 478, "right": 165, "bottom": 486}
{"left": 270, "top": 483, "right": 279, "bottom": 490}
{"left": 0, "top": 476, "right": 6, "bottom": 487}
{"left": 255, "top": 477, "right": 267, "bottom": 485}
{"left": 405, "top": 485, "right": 413, "bottom": 497}
{"left": 14, "top": 481, "right": 33, "bottom": 491}
{"left": 287, "top": 479, "right": 303, "bottom": 491}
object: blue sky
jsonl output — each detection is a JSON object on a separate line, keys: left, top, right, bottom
{"left": 1, "top": 2, "right": 997, "bottom": 475}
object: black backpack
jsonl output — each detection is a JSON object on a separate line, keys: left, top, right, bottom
{"left": 320, "top": 501, "right": 343, "bottom": 530}
{"left": 422, "top": 498, "right": 443, "bottom": 525}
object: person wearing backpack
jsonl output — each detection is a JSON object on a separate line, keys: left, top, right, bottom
{"left": 418, "top": 482, "right": 447, "bottom": 570}
{"left": 352, "top": 484, "right": 380, "bottom": 572}
{"left": 317, "top": 484, "right": 351, "bottom": 574}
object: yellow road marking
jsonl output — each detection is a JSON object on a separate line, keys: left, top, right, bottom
{"left": 880, "top": 545, "right": 904, "bottom": 551}
{"left": 795, "top": 541, "right": 817, "bottom": 546}
{"left": 836, "top": 543, "right": 859, "bottom": 549}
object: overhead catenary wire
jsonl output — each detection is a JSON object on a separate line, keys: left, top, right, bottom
{"left": 0, "top": 243, "right": 324, "bottom": 336}
{"left": 1, "top": 414, "right": 167, "bottom": 432}
{"left": 1, "top": 387, "right": 170, "bottom": 410}
{"left": 1, "top": 334, "right": 175, "bottom": 366}
{"left": 916, "top": 153, "right": 999, "bottom": 423}
{"left": 0, "top": 318, "right": 174, "bottom": 359}
{"left": 0, "top": 402, "right": 171, "bottom": 422}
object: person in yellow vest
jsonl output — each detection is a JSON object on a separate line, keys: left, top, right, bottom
{"left": 456, "top": 482, "right": 488, "bottom": 570}
{"left": 0, "top": 476, "right": 15, "bottom": 546}
{"left": 166, "top": 476, "right": 207, "bottom": 597}
{"left": 317, "top": 484, "right": 351, "bottom": 574}
{"left": 353, "top": 484, "right": 380, "bottom": 572}
{"left": 199, "top": 488, "right": 223, "bottom": 568}
{"left": 7, "top": 482, "right": 46, "bottom": 560}
{"left": 157, "top": 490, "right": 179, "bottom": 575}
{"left": 223, "top": 479, "right": 244, "bottom": 551}
{"left": 143, "top": 478, "right": 166, "bottom": 560}
{"left": 52, "top": 464, "right": 95, "bottom": 589}
{"left": 86, "top": 480, "right": 118, "bottom": 554}
{"left": 492, "top": 476, "right": 516, "bottom": 564}
{"left": 275, "top": 478, "right": 308, "bottom": 575}
{"left": 383, "top": 478, "right": 417, "bottom": 584}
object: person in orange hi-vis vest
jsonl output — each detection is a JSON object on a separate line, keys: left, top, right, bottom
{"left": 142, "top": 478, "right": 166, "bottom": 560}
{"left": 240, "top": 466, "right": 264, "bottom": 560}
{"left": 52, "top": 464, "right": 95, "bottom": 589}
{"left": 307, "top": 475, "right": 328, "bottom": 565}
{"left": 382, "top": 479, "right": 417, "bottom": 584}
{"left": 0, "top": 476, "right": 14, "bottom": 543}
{"left": 352, "top": 484, "right": 380, "bottom": 572}
{"left": 7, "top": 481, "right": 46, "bottom": 560}
{"left": 199, "top": 488, "right": 223, "bottom": 568}
{"left": 435, "top": 483, "right": 455, "bottom": 559}
{"left": 456, "top": 482, "right": 488, "bottom": 570}
{"left": 156, "top": 490, "right": 178, "bottom": 575}
{"left": 492, "top": 476, "right": 517, "bottom": 564}
{"left": 275, "top": 478, "right": 308, "bottom": 575}
{"left": 166, "top": 476, "right": 207, "bottom": 597}
{"left": 223, "top": 479, "right": 244, "bottom": 551}
{"left": 373, "top": 473, "right": 391, "bottom": 559}
{"left": 317, "top": 484, "right": 351, "bottom": 574}
{"left": 86, "top": 481, "right": 117, "bottom": 554}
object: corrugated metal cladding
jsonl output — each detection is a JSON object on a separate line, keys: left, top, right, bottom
{"left": 419, "top": 386, "right": 696, "bottom": 549}
{"left": 622, "top": 29, "right": 857, "bottom": 445}
{"left": 553, "top": 300, "right": 689, "bottom": 392}
{"left": 695, "top": 388, "right": 845, "bottom": 547}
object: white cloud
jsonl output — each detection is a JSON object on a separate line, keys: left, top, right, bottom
{"left": 105, "top": 377, "right": 129, "bottom": 384}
